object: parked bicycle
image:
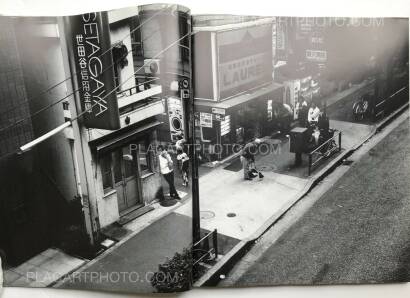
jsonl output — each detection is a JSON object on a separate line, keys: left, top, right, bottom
{"left": 352, "top": 94, "right": 370, "bottom": 121}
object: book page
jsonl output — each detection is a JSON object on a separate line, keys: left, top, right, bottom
{"left": 0, "top": 3, "right": 193, "bottom": 294}
{"left": 190, "top": 14, "right": 409, "bottom": 287}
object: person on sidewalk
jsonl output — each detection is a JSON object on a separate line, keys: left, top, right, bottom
{"left": 240, "top": 138, "right": 262, "bottom": 181}
{"left": 175, "top": 134, "right": 186, "bottom": 152}
{"left": 296, "top": 97, "right": 309, "bottom": 127}
{"left": 177, "top": 148, "right": 190, "bottom": 187}
{"left": 308, "top": 101, "right": 321, "bottom": 125}
{"left": 158, "top": 145, "right": 181, "bottom": 200}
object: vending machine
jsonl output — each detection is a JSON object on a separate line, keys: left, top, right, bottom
{"left": 167, "top": 96, "right": 185, "bottom": 142}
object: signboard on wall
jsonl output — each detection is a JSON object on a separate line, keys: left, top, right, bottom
{"left": 199, "top": 112, "right": 213, "bottom": 128}
{"left": 217, "top": 24, "right": 273, "bottom": 100}
{"left": 212, "top": 107, "right": 225, "bottom": 115}
{"left": 306, "top": 49, "right": 327, "bottom": 62}
{"left": 68, "top": 12, "right": 120, "bottom": 130}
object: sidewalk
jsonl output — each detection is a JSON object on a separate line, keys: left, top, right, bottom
{"left": 3, "top": 249, "right": 86, "bottom": 287}
{"left": 185, "top": 80, "right": 385, "bottom": 285}
{"left": 56, "top": 211, "right": 192, "bottom": 293}
{"left": 176, "top": 81, "right": 378, "bottom": 244}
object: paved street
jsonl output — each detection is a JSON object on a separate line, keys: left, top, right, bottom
{"left": 224, "top": 116, "right": 410, "bottom": 286}
{"left": 58, "top": 212, "right": 191, "bottom": 293}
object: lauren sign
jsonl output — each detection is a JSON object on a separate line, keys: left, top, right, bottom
{"left": 68, "top": 12, "right": 120, "bottom": 130}
{"left": 217, "top": 24, "right": 273, "bottom": 100}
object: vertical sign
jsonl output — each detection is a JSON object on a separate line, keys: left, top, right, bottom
{"left": 220, "top": 115, "right": 231, "bottom": 136}
{"left": 69, "top": 12, "right": 120, "bottom": 130}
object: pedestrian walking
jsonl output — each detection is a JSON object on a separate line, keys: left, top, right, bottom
{"left": 177, "top": 149, "right": 190, "bottom": 187}
{"left": 240, "top": 138, "right": 262, "bottom": 180}
{"left": 158, "top": 145, "right": 181, "bottom": 200}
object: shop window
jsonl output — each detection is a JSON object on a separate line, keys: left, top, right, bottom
{"left": 122, "top": 146, "right": 136, "bottom": 178}
{"left": 137, "top": 141, "right": 152, "bottom": 174}
{"left": 101, "top": 154, "right": 114, "bottom": 193}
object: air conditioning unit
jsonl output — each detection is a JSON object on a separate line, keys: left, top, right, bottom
{"left": 144, "top": 59, "right": 160, "bottom": 75}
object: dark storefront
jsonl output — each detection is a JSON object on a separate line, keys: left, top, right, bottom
{"left": 195, "top": 83, "right": 284, "bottom": 161}
{"left": 193, "top": 18, "right": 278, "bottom": 162}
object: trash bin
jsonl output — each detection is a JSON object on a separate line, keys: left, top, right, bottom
{"left": 290, "top": 127, "right": 309, "bottom": 165}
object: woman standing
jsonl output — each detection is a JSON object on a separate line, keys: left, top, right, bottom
{"left": 158, "top": 145, "right": 181, "bottom": 200}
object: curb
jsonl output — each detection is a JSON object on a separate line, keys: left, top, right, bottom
{"left": 194, "top": 103, "right": 409, "bottom": 287}
{"left": 53, "top": 196, "right": 191, "bottom": 288}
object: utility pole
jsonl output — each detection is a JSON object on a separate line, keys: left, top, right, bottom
{"left": 189, "top": 21, "right": 201, "bottom": 244}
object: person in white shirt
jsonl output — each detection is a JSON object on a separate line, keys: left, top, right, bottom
{"left": 308, "top": 102, "right": 321, "bottom": 124}
{"left": 158, "top": 145, "right": 180, "bottom": 200}
{"left": 296, "top": 97, "right": 309, "bottom": 127}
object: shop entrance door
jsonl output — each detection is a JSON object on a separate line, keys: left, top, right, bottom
{"left": 113, "top": 146, "right": 142, "bottom": 215}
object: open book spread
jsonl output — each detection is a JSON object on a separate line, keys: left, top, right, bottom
{"left": 0, "top": 3, "right": 409, "bottom": 294}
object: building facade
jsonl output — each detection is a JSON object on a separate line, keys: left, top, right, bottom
{"left": 192, "top": 16, "right": 284, "bottom": 162}
{"left": 0, "top": 5, "right": 191, "bottom": 265}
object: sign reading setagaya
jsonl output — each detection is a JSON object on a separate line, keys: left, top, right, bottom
{"left": 69, "top": 12, "right": 120, "bottom": 130}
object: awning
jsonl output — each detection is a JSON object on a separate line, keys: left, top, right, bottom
{"left": 194, "top": 82, "right": 284, "bottom": 110}
{"left": 90, "top": 120, "right": 162, "bottom": 155}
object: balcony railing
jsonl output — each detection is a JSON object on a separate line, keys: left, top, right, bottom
{"left": 116, "top": 77, "right": 162, "bottom": 110}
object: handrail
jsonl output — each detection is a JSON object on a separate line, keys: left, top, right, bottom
{"left": 308, "top": 130, "right": 342, "bottom": 176}
{"left": 310, "top": 130, "right": 339, "bottom": 155}
{"left": 192, "top": 229, "right": 218, "bottom": 266}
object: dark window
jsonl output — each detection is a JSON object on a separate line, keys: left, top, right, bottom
{"left": 101, "top": 154, "right": 113, "bottom": 193}
{"left": 122, "top": 146, "right": 136, "bottom": 178}
{"left": 137, "top": 141, "right": 151, "bottom": 174}
{"left": 113, "top": 64, "right": 121, "bottom": 91}
{"left": 179, "top": 15, "right": 190, "bottom": 63}
{"left": 112, "top": 150, "right": 123, "bottom": 184}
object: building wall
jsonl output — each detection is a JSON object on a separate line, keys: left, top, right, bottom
{"left": 0, "top": 17, "right": 33, "bottom": 156}
{"left": 0, "top": 17, "right": 83, "bottom": 264}
{"left": 14, "top": 18, "right": 78, "bottom": 202}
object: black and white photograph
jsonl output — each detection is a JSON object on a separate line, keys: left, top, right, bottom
{"left": 0, "top": 0, "right": 409, "bottom": 296}
{"left": 190, "top": 15, "right": 410, "bottom": 287}
{"left": 0, "top": 4, "right": 194, "bottom": 293}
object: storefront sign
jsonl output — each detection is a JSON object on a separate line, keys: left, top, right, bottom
{"left": 217, "top": 24, "right": 273, "bottom": 100}
{"left": 220, "top": 115, "right": 231, "bottom": 136}
{"left": 212, "top": 107, "right": 225, "bottom": 115}
{"left": 220, "top": 53, "right": 269, "bottom": 92}
{"left": 69, "top": 12, "right": 120, "bottom": 130}
{"left": 199, "top": 112, "right": 213, "bottom": 128}
{"left": 306, "top": 49, "right": 327, "bottom": 62}
{"left": 215, "top": 114, "right": 224, "bottom": 121}
{"left": 276, "top": 20, "right": 286, "bottom": 50}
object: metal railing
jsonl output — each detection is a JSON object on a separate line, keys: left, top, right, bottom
{"left": 192, "top": 229, "right": 218, "bottom": 266}
{"left": 308, "top": 130, "right": 342, "bottom": 176}
{"left": 117, "top": 77, "right": 160, "bottom": 98}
